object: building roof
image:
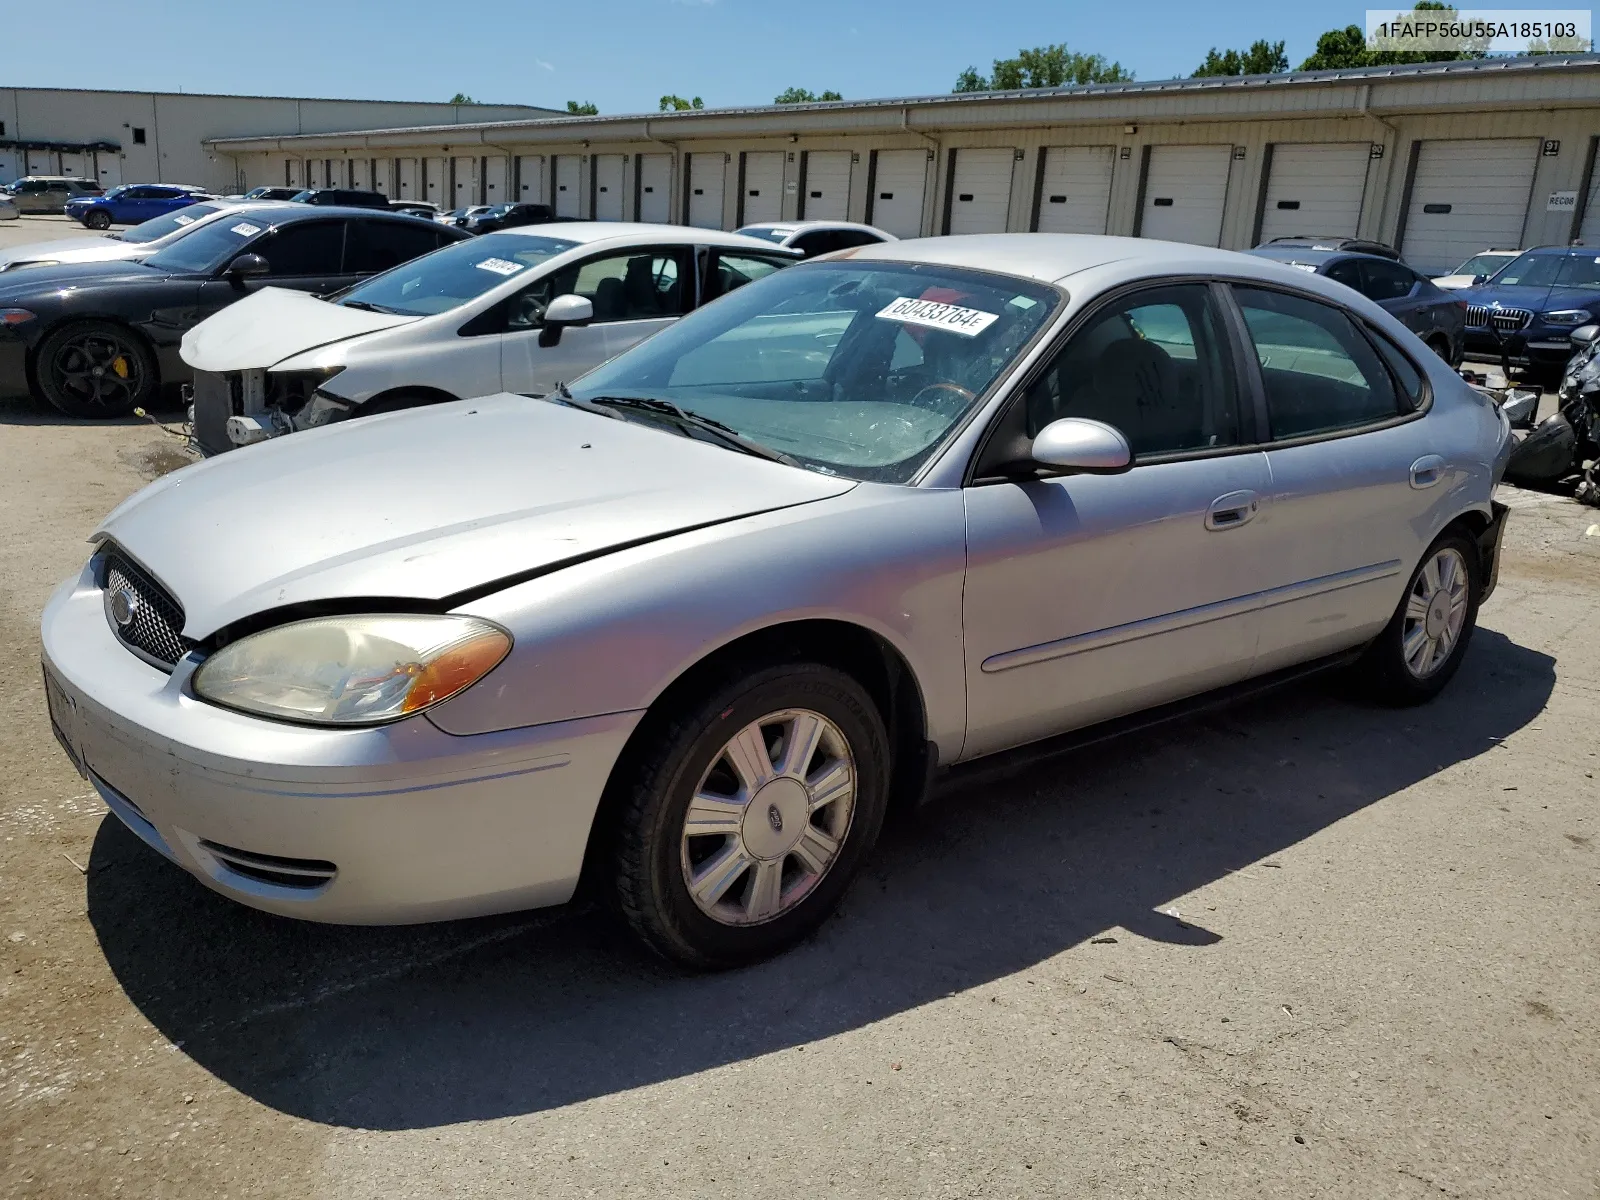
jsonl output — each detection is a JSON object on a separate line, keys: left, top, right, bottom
{"left": 1, "top": 84, "right": 559, "bottom": 113}
{"left": 205, "top": 53, "right": 1600, "bottom": 150}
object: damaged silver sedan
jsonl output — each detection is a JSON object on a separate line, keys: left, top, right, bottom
{"left": 42, "top": 234, "right": 1511, "bottom": 967}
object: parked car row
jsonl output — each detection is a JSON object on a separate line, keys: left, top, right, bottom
{"left": 38, "top": 227, "right": 1513, "bottom": 968}
{"left": 0, "top": 175, "right": 104, "bottom": 214}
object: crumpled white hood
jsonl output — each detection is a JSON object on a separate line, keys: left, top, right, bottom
{"left": 95, "top": 393, "right": 856, "bottom": 639}
{"left": 180, "top": 286, "right": 418, "bottom": 373}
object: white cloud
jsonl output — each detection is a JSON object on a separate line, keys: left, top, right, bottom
{"left": 535, "top": 59, "right": 554, "bottom": 71}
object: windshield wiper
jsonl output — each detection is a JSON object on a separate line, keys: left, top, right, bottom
{"left": 585, "top": 394, "right": 801, "bottom": 466}
{"left": 339, "top": 299, "right": 409, "bottom": 314}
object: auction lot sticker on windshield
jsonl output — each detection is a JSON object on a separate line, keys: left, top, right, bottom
{"left": 475, "top": 257, "right": 526, "bottom": 276}
{"left": 876, "top": 296, "right": 999, "bottom": 337}
{"left": 174, "top": 214, "right": 196, "bottom": 225}
{"left": 229, "top": 222, "right": 262, "bottom": 237}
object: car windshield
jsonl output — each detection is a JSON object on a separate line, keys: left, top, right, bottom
{"left": 143, "top": 214, "right": 272, "bottom": 274}
{"left": 735, "top": 226, "right": 791, "bottom": 244}
{"left": 566, "top": 260, "right": 1060, "bottom": 483}
{"left": 1453, "top": 253, "right": 1512, "bottom": 278}
{"left": 115, "top": 201, "right": 227, "bottom": 244}
{"left": 333, "top": 231, "right": 578, "bottom": 316}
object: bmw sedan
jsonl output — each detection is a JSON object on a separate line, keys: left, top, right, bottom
{"left": 0, "top": 206, "right": 467, "bottom": 417}
{"left": 179, "top": 223, "right": 798, "bottom": 452}
{"left": 41, "top": 234, "right": 1511, "bottom": 968}
{"left": 1247, "top": 246, "right": 1465, "bottom": 365}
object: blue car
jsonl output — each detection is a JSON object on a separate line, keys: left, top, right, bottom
{"left": 1458, "top": 246, "right": 1600, "bottom": 381}
{"left": 65, "top": 184, "right": 213, "bottom": 231}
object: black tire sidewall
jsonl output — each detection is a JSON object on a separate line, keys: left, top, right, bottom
{"left": 620, "top": 664, "right": 889, "bottom": 968}
{"left": 1364, "top": 528, "right": 1482, "bottom": 704}
{"left": 85, "top": 211, "right": 111, "bottom": 230}
{"left": 35, "top": 321, "right": 156, "bottom": 419}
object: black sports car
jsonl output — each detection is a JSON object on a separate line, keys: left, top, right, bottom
{"left": 0, "top": 204, "right": 467, "bottom": 418}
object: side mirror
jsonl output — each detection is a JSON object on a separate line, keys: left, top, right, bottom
{"left": 1029, "top": 417, "right": 1132, "bottom": 475}
{"left": 227, "top": 253, "right": 269, "bottom": 280}
{"left": 1569, "top": 323, "right": 1599, "bottom": 347}
{"left": 543, "top": 293, "right": 593, "bottom": 327}
{"left": 1471, "top": 273, "right": 1488, "bottom": 284}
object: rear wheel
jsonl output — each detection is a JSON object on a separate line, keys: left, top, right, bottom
{"left": 611, "top": 663, "right": 890, "bottom": 969}
{"left": 34, "top": 320, "right": 157, "bottom": 419}
{"left": 1352, "top": 528, "right": 1480, "bottom": 705}
{"left": 84, "top": 209, "right": 112, "bottom": 231}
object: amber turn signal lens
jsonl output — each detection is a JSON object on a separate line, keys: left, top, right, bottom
{"left": 402, "top": 627, "right": 512, "bottom": 713}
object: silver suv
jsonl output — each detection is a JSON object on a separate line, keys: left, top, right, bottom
{"left": 2, "top": 176, "right": 103, "bottom": 214}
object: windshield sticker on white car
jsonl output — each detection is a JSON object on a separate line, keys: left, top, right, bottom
{"left": 174, "top": 214, "right": 196, "bottom": 226}
{"left": 876, "top": 296, "right": 999, "bottom": 337}
{"left": 230, "top": 222, "right": 262, "bottom": 237}
{"left": 474, "top": 257, "right": 526, "bottom": 276}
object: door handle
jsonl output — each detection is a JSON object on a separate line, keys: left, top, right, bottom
{"left": 1409, "top": 455, "right": 1446, "bottom": 489}
{"left": 1206, "top": 489, "right": 1260, "bottom": 531}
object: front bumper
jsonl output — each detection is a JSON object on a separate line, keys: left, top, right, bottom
{"left": 41, "top": 561, "right": 642, "bottom": 923}
{"left": 0, "top": 325, "right": 34, "bottom": 398}
{"left": 1465, "top": 326, "right": 1577, "bottom": 369}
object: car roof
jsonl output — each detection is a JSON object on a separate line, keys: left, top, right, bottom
{"left": 495, "top": 222, "right": 804, "bottom": 252}
{"left": 842, "top": 232, "right": 1331, "bottom": 284}
{"left": 741, "top": 220, "right": 891, "bottom": 236}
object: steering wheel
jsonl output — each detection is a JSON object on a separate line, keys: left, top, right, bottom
{"left": 908, "top": 381, "right": 976, "bottom": 414}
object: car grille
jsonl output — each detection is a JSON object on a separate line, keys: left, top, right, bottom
{"left": 198, "top": 840, "right": 338, "bottom": 890}
{"left": 1465, "top": 305, "right": 1533, "bottom": 332}
{"left": 100, "top": 548, "right": 193, "bottom": 670}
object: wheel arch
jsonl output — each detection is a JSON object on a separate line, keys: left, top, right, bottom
{"left": 26, "top": 314, "right": 160, "bottom": 384}
{"left": 358, "top": 384, "right": 460, "bottom": 414}
{"left": 576, "top": 617, "right": 932, "bottom": 899}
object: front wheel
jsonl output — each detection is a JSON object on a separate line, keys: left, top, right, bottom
{"left": 84, "top": 209, "right": 112, "bottom": 231}
{"left": 611, "top": 663, "right": 890, "bottom": 969}
{"left": 1352, "top": 529, "right": 1480, "bottom": 705}
{"left": 34, "top": 320, "right": 157, "bottom": 419}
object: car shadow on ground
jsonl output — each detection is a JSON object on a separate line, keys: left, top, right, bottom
{"left": 86, "top": 628, "right": 1553, "bottom": 1130}
{"left": 0, "top": 388, "right": 187, "bottom": 427}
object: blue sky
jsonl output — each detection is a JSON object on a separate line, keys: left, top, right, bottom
{"left": 11, "top": 1, "right": 1364, "bottom": 113}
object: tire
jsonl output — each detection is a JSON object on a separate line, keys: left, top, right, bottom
{"left": 611, "top": 662, "right": 890, "bottom": 969}
{"left": 34, "top": 320, "right": 157, "bottom": 419}
{"left": 84, "top": 209, "right": 112, "bottom": 231}
{"left": 1352, "top": 527, "right": 1481, "bottom": 705}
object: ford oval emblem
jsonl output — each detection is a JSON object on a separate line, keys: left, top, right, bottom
{"left": 109, "top": 587, "right": 137, "bottom": 628}
{"left": 767, "top": 804, "right": 784, "bottom": 834}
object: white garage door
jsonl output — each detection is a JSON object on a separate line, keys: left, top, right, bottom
{"left": 593, "top": 154, "right": 626, "bottom": 220}
{"left": 452, "top": 156, "right": 480, "bottom": 206}
{"left": 801, "top": 151, "right": 851, "bottom": 220}
{"left": 688, "top": 153, "right": 726, "bottom": 228}
{"left": 483, "top": 155, "right": 508, "bottom": 205}
{"left": 638, "top": 153, "right": 671, "bottom": 222}
{"left": 395, "top": 158, "right": 416, "bottom": 198}
{"left": 869, "top": 150, "right": 929, "bottom": 238}
{"left": 424, "top": 157, "right": 448, "bottom": 205}
{"left": 946, "top": 148, "right": 1015, "bottom": 235}
{"left": 1402, "top": 138, "right": 1539, "bottom": 275}
{"left": 372, "top": 159, "right": 391, "bottom": 196}
{"left": 1140, "top": 145, "right": 1233, "bottom": 246}
{"left": 740, "top": 151, "right": 785, "bottom": 225}
{"left": 553, "top": 155, "right": 582, "bottom": 218}
{"left": 348, "top": 159, "right": 368, "bottom": 190}
{"left": 1257, "top": 143, "right": 1371, "bottom": 244}
{"left": 516, "top": 156, "right": 545, "bottom": 204}
{"left": 1581, "top": 156, "right": 1600, "bottom": 246}
{"left": 1035, "top": 146, "right": 1114, "bottom": 234}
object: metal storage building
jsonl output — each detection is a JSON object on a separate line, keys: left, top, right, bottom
{"left": 205, "top": 55, "right": 1600, "bottom": 274}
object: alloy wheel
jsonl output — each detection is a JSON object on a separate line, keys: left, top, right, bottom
{"left": 49, "top": 331, "right": 146, "bottom": 413}
{"left": 1401, "top": 546, "right": 1470, "bottom": 678}
{"left": 679, "top": 708, "right": 856, "bottom": 927}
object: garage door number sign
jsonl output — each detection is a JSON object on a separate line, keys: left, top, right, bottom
{"left": 1548, "top": 190, "right": 1579, "bottom": 211}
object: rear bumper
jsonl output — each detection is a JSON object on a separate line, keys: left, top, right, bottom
{"left": 40, "top": 561, "right": 642, "bottom": 924}
{"left": 1478, "top": 501, "right": 1510, "bottom": 604}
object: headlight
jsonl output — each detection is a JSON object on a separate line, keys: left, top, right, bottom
{"left": 1541, "top": 309, "right": 1593, "bottom": 326}
{"left": 192, "top": 614, "right": 511, "bottom": 726}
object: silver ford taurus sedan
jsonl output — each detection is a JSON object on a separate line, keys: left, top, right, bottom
{"left": 41, "top": 234, "right": 1512, "bottom": 968}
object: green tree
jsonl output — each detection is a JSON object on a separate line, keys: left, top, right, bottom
{"left": 565, "top": 100, "right": 599, "bottom": 115}
{"left": 659, "top": 94, "right": 705, "bottom": 111}
{"left": 952, "top": 44, "right": 1133, "bottom": 92}
{"left": 774, "top": 87, "right": 844, "bottom": 104}
{"left": 1299, "top": 2, "right": 1486, "bottom": 69}
{"left": 1192, "top": 39, "right": 1288, "bottom": 77}
{"left": 449, "top": 93, "right": 477, "bottom": 104}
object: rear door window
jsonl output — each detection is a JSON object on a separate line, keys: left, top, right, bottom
{"left": 343, "top": 218, "right": 443, "bottom": 273}
{"left": 253, "top": 221, "right": 347, "bottom": 276}
{"left": 1232, "top": 286, "right": 1403, "bottom": 438}
{"left": 704, "top": 251, "right": 791, "bottom": 301}
{"left": 1358, "top": 260, "right": 1419, "bottom": 302}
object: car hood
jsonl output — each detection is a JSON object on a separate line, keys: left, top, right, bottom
{"left": 1458, "top": 283, "right": 1555, "bottom": 311}
{"left": 0, "top": 257, "right": 168, "bottom": 297}
{"left": 94, "top": 392, "right": 857, "bottom": 639}
{"left": 0, "top": 236, "right": 142, "bottom": 271}
{"left": 181, "top": 286, "right": 419, "bottom": 372}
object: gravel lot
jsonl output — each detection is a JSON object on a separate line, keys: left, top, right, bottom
{"left": 1, "top": 212, "right": 1597, "bottom": 1197}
